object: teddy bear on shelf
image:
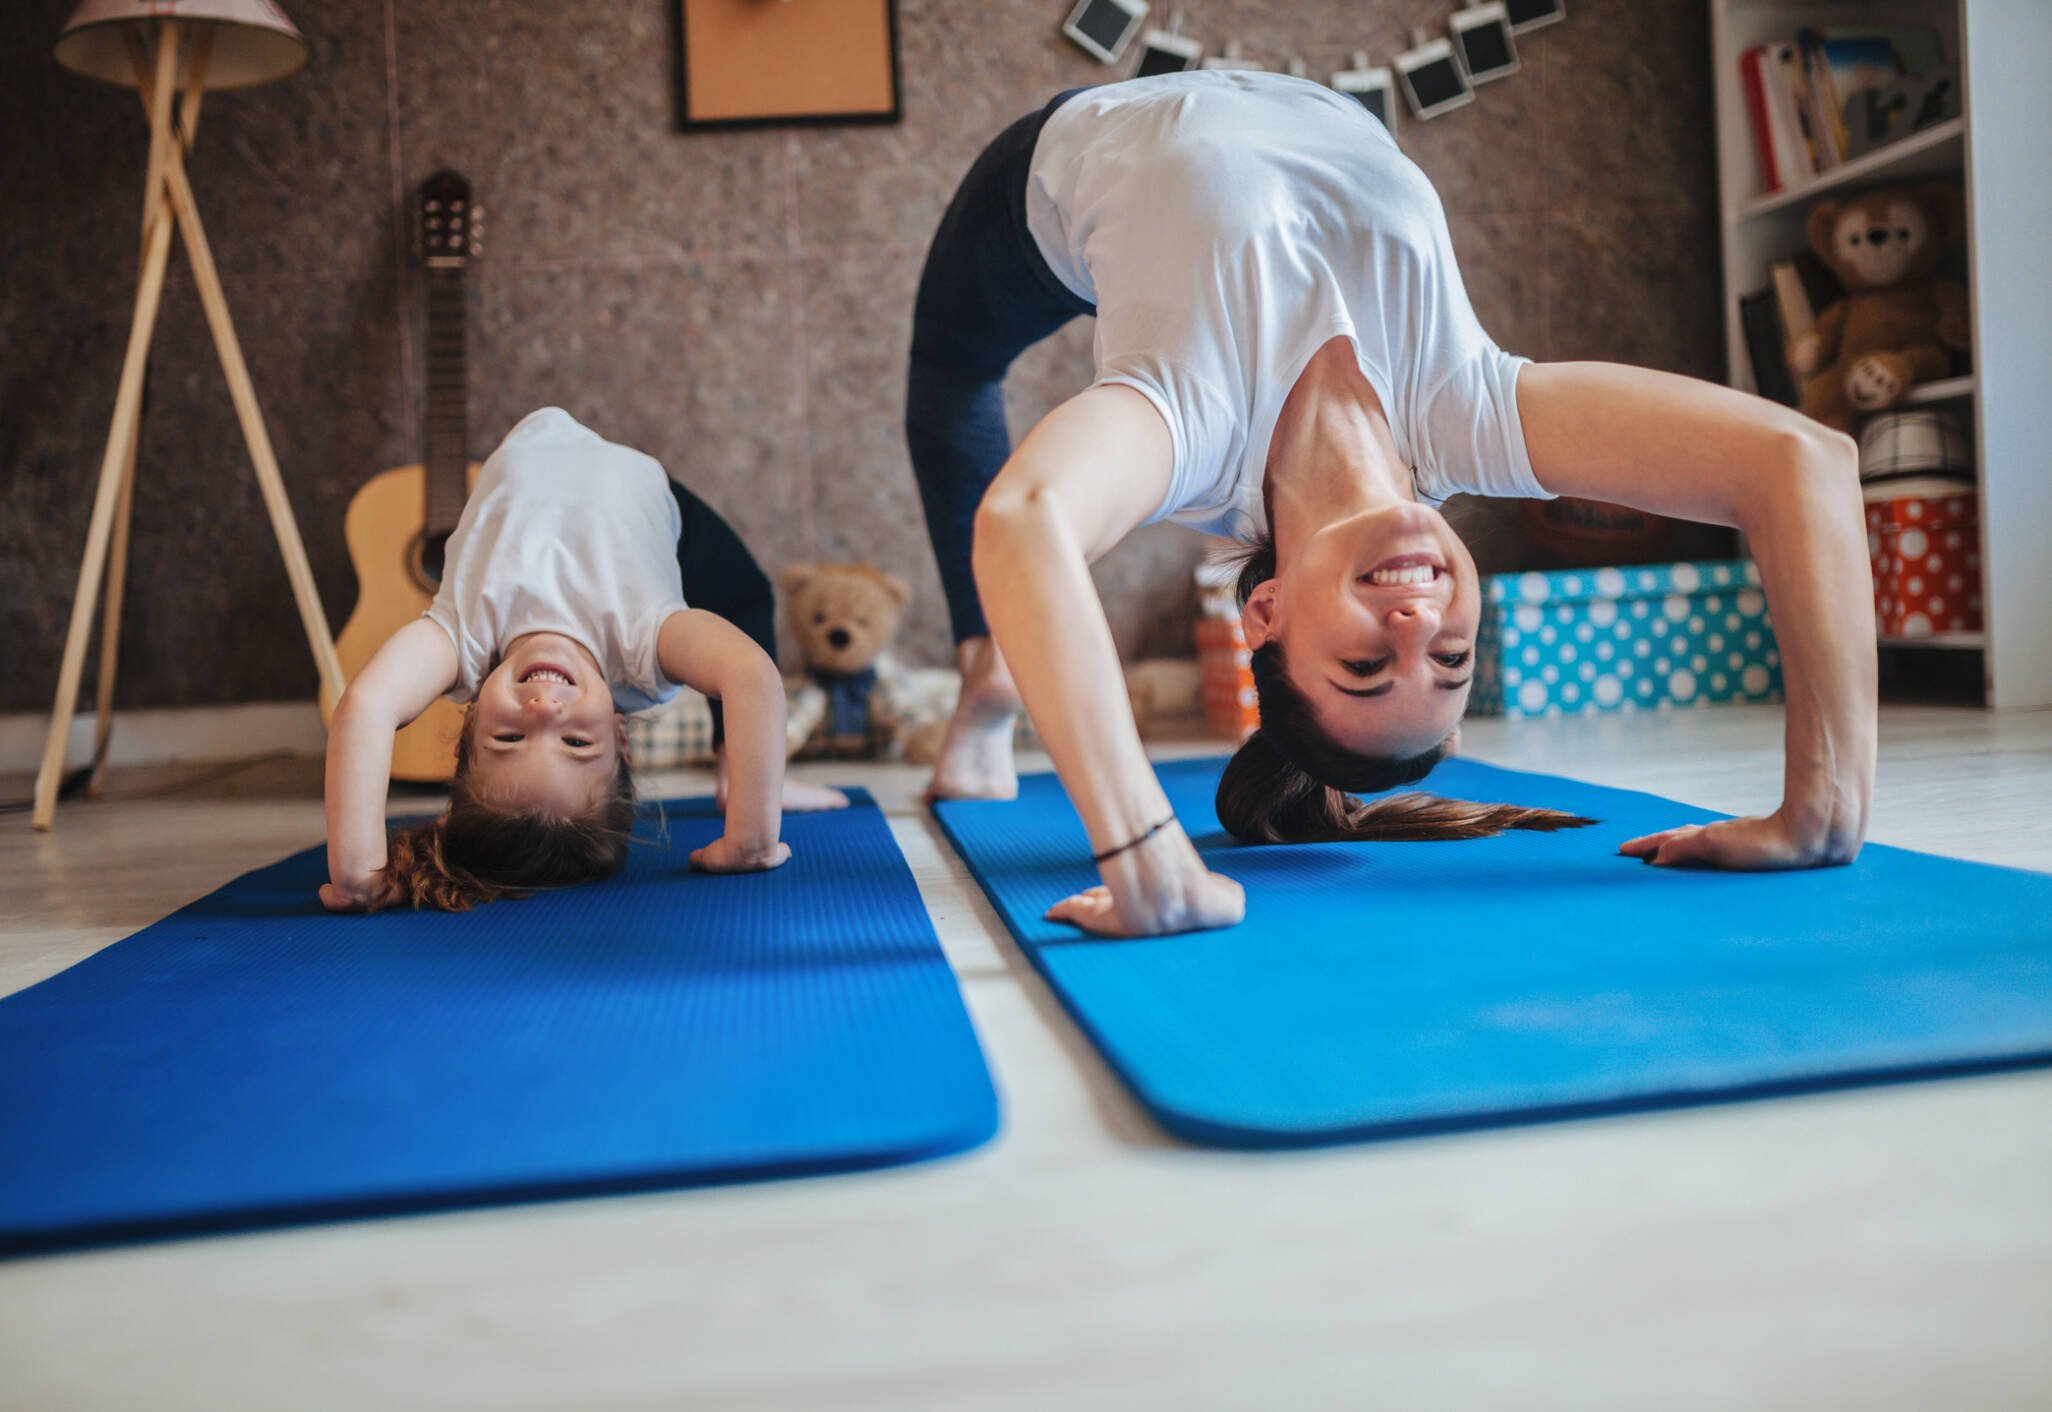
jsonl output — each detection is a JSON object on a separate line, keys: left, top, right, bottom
{"left": 780, "top": 562, "right": 945, "bottom": 763}
{"left": 1790, "top": 182, "right": 1970, "bottom": 432}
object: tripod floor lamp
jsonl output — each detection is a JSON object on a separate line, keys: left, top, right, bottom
{"left": 34, "top": 0, "right": 347, "bottom": 830}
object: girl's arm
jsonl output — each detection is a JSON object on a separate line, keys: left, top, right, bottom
{"left": 974, "top": 384, "right": 1246, "bottom": 937}
{"left": 1515, "top": 361, "right": 1875, "bottom": 868}
{"left": 322, "top": 618, "right": 460, "bottom": 910}
{"left": 657, "top": 609, "right": 790, "bottom": 872}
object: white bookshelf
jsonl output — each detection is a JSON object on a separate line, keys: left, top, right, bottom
{"left": 1711, "top": 0, "right": 2052, "bottom": 708}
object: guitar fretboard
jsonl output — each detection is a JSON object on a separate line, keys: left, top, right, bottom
{"left": 422, "top": 266, "right": 469, "bottom": 534}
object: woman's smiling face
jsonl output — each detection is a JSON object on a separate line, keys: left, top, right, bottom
{"left": 1242, "top": 499, "right": 1480, "bottom": 761}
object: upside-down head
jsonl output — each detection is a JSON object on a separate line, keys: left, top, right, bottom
{"left": 381, "top": 632, "right": 637, "bottom": 910}
{"left": 1217, "top": 503, "right": 1595, "bottom": 844}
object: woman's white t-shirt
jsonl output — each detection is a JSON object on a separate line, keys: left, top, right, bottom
{"left": 1023, "top": 71, "right": 1550, "bottom": 540}
{"left": 425, "top": 408, "right": 689, "bottom": 713}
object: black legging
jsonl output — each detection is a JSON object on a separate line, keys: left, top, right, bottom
{"left": 668, "top": 478, "right": 775, "bottom": 750}
{"left": 906, "top": 89, "right": 1093, "bottom": 644}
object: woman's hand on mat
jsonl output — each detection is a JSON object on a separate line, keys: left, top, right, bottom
{"left": 690, "top": 834, "right": 792, "bottom": 874}
{"left": 1045, "top": 856, "right": 1246, "bottom": 937}
{"left": 1619, "top": 809, "right": 1857, "bottom": 870}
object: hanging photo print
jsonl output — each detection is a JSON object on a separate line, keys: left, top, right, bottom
{"left": 1332, "top": 53, "right": 1397, "bottom": 129}
{"left": 1504, "top": 0, "right": 1566, "bottom": 34}
{"left": 1394, "top": 33, "right": 1474, "bottom": 118}
{"left": 1063, "top": 0, "right": 1148, "bottom": 64}
{"left": 1133, "top": 26, "right": 1202, "bottom": 76}
{"left": 1450, "top": 3, "right": 1520, "bottom": 84}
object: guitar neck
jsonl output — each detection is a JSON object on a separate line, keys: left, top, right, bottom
{"left": 422, "top": 265, "right": 469, "bottom": 533}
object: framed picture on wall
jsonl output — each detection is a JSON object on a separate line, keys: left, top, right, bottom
{"left": 678, "top": 0, "right": 901, "bottom": 130}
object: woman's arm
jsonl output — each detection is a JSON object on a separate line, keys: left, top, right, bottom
{"left": 657, "top": 609, "right": 790, "bottom": 872}
{"left": 1515, "top": 361, "right": 1875, "bottom": 867}
{"left": 322, "top": 618, "right": 460, "bottom": 910}
{"left": 974, "top": 384, "right": 1245, "bottom": 935}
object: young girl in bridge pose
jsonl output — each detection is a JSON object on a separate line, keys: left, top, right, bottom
{"left": 323, "top": 407, "right": 846, "bottom": 912}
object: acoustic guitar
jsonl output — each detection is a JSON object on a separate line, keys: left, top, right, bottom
{"left": 332, "top": 170, "right": 484, "bottom": 781}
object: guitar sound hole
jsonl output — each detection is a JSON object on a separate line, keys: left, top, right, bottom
{"left": 411, "top": 531, "right": 454, "bottom": 593}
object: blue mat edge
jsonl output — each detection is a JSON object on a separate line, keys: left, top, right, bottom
{"left": 0, "top": 1122, "right": 996, "bottom": 1260}
{"left": 931, "top": 757, "right": 2052, "bottom": 1151}
{"left": 2, "top": 786, "right": 1002, "bottom": 1256}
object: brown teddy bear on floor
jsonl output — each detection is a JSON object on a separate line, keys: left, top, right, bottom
{"left": 1791, "top": 182, "right": 1969, "bottom": 432}
{"left": 780, "top": 562, "right": 943, "bottom": 761}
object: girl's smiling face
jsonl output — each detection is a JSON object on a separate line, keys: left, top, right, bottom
{"left": 465, "top": 632, "right": 626, "bottom": 817}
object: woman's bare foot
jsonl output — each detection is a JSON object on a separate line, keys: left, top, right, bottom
{"left": 926, "top": 637, "right": 1022, "bottom": 802}
{"left": 715, "top": 752, "right": 849, "bottom": 812}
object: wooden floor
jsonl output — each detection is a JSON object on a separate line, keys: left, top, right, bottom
{"left": 3, "top": 703, "right": 2050, "bottom": 1411}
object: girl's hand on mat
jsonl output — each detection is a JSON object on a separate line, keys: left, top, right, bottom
{"left": 1619, "top": 811, "right": 1853, "bottom": 870}
{"left": 319, "top": 874, "right": 398, "bottom": 912}
{"left": 690, "top": 834, "right": 792, "bottom": 874}
{"left": 1045, "top": 864, "right": 1245, "bottom": 937}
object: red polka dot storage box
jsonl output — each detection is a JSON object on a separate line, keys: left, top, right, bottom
{"left": 1474, "top": 560, "right": 1785, "bottom": 719}
{"left": 1865, "top": 492, "right": 1982, "bottom": 638}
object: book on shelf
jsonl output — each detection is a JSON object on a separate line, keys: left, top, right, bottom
{"left": 1739, "top": 288, "right": 1798, "bottom": 407}
{"left": 1760, "top": 42, "right": 1816, "bottom": 187}
{"left": 1738, "top": 26, "right": 1942, "bottom": 196}
{"left": 1738, "top": 47, "right": 1778, "bottom": 191}
{"left": 1792, "top": 250, "right": 1843, "bottom": 316}
{"left": 1769, "top": 261, "right": 1815, "bottom": 342}
{"left": 1769, "top": 252, "right": 1843, "bottom": 344}
{"left": 1787, "top": 37, "right": 1833, "bottom": 174}
{"left": 1740, "top": 253, "right": 1842, "bottom": 407}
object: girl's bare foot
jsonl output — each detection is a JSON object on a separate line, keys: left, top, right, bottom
{"left": 782, "top": 778, "right": 850, "bottom": 811}
{"left": 926, "top": 637, "right": 1022, "bottom": 802}
{"left": 714, "top": 751, "right": 849, "bottom": 812}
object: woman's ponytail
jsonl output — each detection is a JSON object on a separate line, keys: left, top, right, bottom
{"left": 1217, "top": 729, "right": 1362, "bottom": 844}
{"left": 1216, "top": 728, "right": 1594, "bottom": 844}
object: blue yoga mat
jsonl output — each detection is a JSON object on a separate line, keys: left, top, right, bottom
{"left": 0, "top": 791, "right": 997, "bottom": 1254}
{"left": 934, "top": 758, "right": 2052, "bottom": 1148}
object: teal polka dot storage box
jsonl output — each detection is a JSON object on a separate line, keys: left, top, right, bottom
{"left": 1473, "top": 559, "right": 1784, "bottom": 718}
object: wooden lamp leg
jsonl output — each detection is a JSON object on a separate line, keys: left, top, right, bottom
{"left": 89, "top": 34, "right": 212, "bottom": 794}
{"left": 159, "top": 148, "right": 348, "bottom": 709}
{"left": 30, "top": 27, "right": 183, "bottom": 830}
{"left": 87, "top": 421, "right": 141, "bottom": 795}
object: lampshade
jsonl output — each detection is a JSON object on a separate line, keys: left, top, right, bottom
{"left": 56, "top": 0, "right": 308, "bottom": 91}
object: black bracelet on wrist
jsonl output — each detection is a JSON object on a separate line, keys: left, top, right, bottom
{"left": 1092, "top": 813, "right": 1178, "bottom": 865}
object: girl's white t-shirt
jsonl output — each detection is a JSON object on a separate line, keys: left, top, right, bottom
{"left": 425, "top": 408, "right": 689, "bottom": 713}
{"left": 1023, "top": 71, "right": 1551, "bottom": 540}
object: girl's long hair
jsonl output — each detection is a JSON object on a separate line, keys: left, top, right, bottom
{"left": 377, "top": 712, "right": 638, "bottom": 911}
{"left": 1214, "top": 531, "right": 1594, "bottom": 845}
